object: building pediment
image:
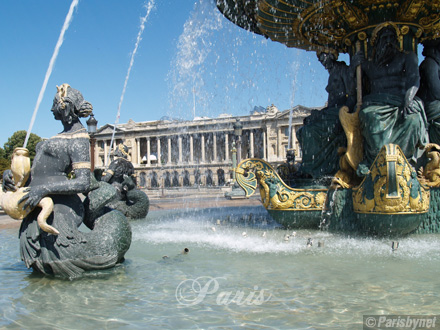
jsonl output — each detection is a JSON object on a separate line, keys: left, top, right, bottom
{"left": 277, "top": 106, "right": 315, "bottom": 119}
{"left": 97, "top": 124, "right": 124, "bottom": 135}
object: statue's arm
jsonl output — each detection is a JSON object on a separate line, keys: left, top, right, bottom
{"left": 404, "top": 52, "right": 420, "bottom": 91}
{"left": 19, "top": 138, "right": 91, "bottom": 210}
{"left": 102, "top": 160, "right": 117, "bottom": 183}
{"left": 403, "top": 52, "right": 421, "bottom": 116}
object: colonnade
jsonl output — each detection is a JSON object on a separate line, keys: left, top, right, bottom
{"left": 96, "top": 128, "right": 287, "bottom": 168}
{"left": 92, "top": 106, "right": 310, "bottom": 189}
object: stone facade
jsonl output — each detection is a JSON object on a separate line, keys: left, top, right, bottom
{"left": 93, "top": 105, "right": 313, "bottom": 188}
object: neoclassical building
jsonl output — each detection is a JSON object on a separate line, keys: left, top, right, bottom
{"left": 93, "top": 105, "right": 313, "bottom": 188}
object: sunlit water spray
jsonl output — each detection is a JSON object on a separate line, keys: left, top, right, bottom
{"left": 167, "top": 0, "right": 311, "bottom": 121}
{"left": 23, "top": 0, "right": 79, "bottom": 148}
{"left": 107, "top": 0, "right": 156, "bottom": 165}
{"left": 131, "top": 207, "right": 440, "bottom": 259}
{"left": 287, "top": 50, "right": 301, "bottom": 150}
{"left": 168, "top": 0, "right": 223, "bottom": 119}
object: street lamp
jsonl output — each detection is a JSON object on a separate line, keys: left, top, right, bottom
{"left": 225, "top": 118, "right": 246, "bottom": 199}
{"left": 231, "top": 141, "right": 237, "bottom": 183}
{"left": 86, "top": 114, "right": 98, "bottom": 172}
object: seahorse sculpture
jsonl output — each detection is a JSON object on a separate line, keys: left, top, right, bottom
{"left": 422, "top": 143, "right": 440, "bottom": 186}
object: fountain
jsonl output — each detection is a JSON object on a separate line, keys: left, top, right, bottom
{"left": 1, "top": 2, "right": 440, "bottom": 328}
{"left": 216, "top": 0, "right": 440, "bottom": 236}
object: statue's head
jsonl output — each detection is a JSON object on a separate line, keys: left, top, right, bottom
{"left": 286, "top": 149, "right": 295, "bottom": 163}
{"left": 375, "top": 26, "right": 398, "bottom": 48}
{"left": 317, "top": 49, "right": 338, "bottom": 70}
{"left": 114, "top": 143, "right": 130, "bottom": 159}
{"left": 52, "top": 84, "right": 93, "bottom": 125}
{"left": 371, "top": 23, "right": 400, "bottom": 64}
{"left": 422, "top": 39, "right": 440, "bottom": 58}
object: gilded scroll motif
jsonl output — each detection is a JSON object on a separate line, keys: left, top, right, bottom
{"left": 353, "top": 144, "right": 430, "bottom": 214}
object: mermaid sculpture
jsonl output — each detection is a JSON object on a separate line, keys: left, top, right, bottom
{"left": 2, "top": 84, "right": 132, "bottom": 279}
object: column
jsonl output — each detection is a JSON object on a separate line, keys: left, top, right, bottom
{"left": 291, "top": 125, "right": 297, "bottom": 153}
{"left": 250, "top": 131, "right": 254, "bottom": 158}
{"left": 265, "top": 125, "right": 271, "bottom": 161}
{"left": 201, "top": 134, "right": 205, "bottom": 163}
{"left": 190, "top": 135, "right": 194, "bottom": 163}
{"left": 136, "top": 138, "right": 141, "bottom": 165}
{"left": 277, "top": 127, "right": 281, "bottom": 159}
{"left": 263, "top": 131, "right": 267, "bottom": 160}
{"left": 157, "top": 137, "right": 161, "bottom": 164}
{"left": 168, "top": 137, "right": 172, "bottom": 164}
{"left": 178, "top": 136, "right": 183, "bottom": 163}
{"left": 225, "top": 133, "right": 229, "bottom": 161}
{"left": 213, "top": 133, "right": 217, "bottom": 162}
{"left": 104, "top": 140, "right": 109, "bottom": 167}
{"left": 147, "top": 138, "right": 151, "bottom": 166}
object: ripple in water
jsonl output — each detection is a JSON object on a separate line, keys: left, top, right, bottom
{"left": 1, "top": 208, "right": 439, "bottom": 329}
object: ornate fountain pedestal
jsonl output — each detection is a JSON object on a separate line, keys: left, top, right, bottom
{"left": 235, "top": 143, "right": 439, "bottom": 236}
{"left": 216, "top": 0, "right": 440, "bottom": 236}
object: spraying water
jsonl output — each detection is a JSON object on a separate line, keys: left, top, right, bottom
{"left": 287, "top": 50, "right": 301, "bottom": 150}
{"left": 23, "top": 0, "right": 79, "bottom": 148}
{"left": 107, "top": 0, "right": 156, "bottom": 166}
{"left": 168, "top": 0, "right": 224, "bottom": 120}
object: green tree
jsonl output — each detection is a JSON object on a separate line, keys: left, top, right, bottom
{"left": 3, "top": 130, "right": 42, "bottom": 163}
{"left": 0, "top": 147, "right": 5, "bottom": 159}
{"left": 0, "top": 158, "right": 11, "bottom": 179}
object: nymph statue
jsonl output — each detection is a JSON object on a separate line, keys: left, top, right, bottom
{"left": 2, "top": 84, "right": 132, "bottom": 279}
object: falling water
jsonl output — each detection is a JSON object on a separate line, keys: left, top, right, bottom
{"left": 107, "top": 0, "right": 156, "bottom": 166}
{"left": 287, "top": 50, "right": 301, "bottom": 150}
{"left": 320, "top": 186, "right": 338, "bottom": 230}
{"left": 287, "top": 108, "right": 293, "bottom": 150}
{"left": 23, "top": 0, "right": 79, "bottom": 148}
{"left": 168, "top": 0, "right": 224, "bottom": 119}
{"left": 168, "top": 0, "right": 308, "bottom": 121}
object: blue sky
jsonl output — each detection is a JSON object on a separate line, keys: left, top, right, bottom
{"left": 0, "top": 0, "right": 333, "bottom": 147}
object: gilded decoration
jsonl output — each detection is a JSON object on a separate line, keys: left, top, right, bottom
{"left": 235, "top": 158, "right": 327, "bottom": 211}
{"left": 352, "top": 144, "right": 430, "bottom": 214}
{"left": 420, "top": 144, "right": 440, "bottom": 187}
{"left": 217, "top": 0, "right": 440, "bottom": 53}
{"left": 332, "top": 105, "right": 364, "bottom": 189}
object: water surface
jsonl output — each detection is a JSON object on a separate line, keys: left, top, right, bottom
{"left": 1, "top": 206, "right": 439, "bottom": 329}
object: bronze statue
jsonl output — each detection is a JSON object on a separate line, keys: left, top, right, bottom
{"left": 2, "top": 84, "right": 132, "bottom": 279}
{"left": 354, "top": 24, "right": 428, "bottom": 167}
{"left": 296, "top": 49, "right": 355, "bottom": 178}
{"left": 101, "top": 143, "right": 149, "bottom": 219}
{"left": 418, "top": 39, "right": 440, "bottom": 145}
{"left": 277, "top": 149, "right": 297, "bottom": 186}
{"left": 102, "top": 144, "right": 135, "bottom": 190}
